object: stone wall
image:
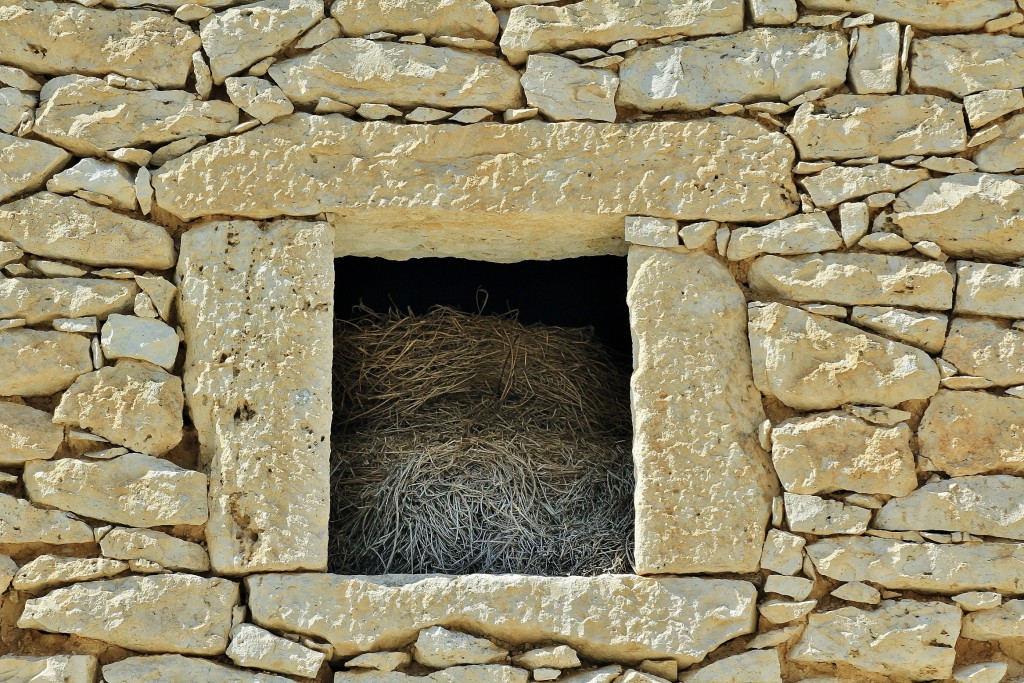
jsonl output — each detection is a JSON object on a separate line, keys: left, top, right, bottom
{"left": 0, "top": 0, "right": 1023, "bottom": 681}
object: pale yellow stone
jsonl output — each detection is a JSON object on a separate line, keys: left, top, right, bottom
{"left": 760, "top": 528, "right": 806, "bottom": 575}
{"left": 849, "top": 22, "right": 900, "bottom": 94}
{"left": 414, "top": 627, "right": 508, "bottom": 667}
{"left": 100, "top": 314, "right": 179, "bottom": 370}
{"left": 759, "top": 598, "right": 817, "bottom": 624}
{"left": 953, "top": 591, "right": 1003, "bottom": 611}
{"left": 956, "top": 261, "right": 1024, "bottom": 318}
{"left": 227, "top": 623, "right": 326, "bottom": 678}
{"left": 100, "top": 527, "right": 210, "bottom": 572}
{"left": 683, "top": 650, "right": 782, "bottom": 683}
{"left": 785, "top": 493, "right": 870, "bottom": 534}
{"left": 952, "top": 662, "right": 1009, "bottom": 683}
{"left": 514, "top": 646, "right": 580, "bottom": 670}
{"left": 0, "top": 329, "right": 92, "bottom": 397}
{"left": 104, "top": 655, "right": 294, "bottom": 683}
{"left": 0, "top": 133, "right": 70, "bottom": 204}
{"left": 521, "top": 53, "right": 618, "bottom": 122}
{"left": 943, "top": 318, "right": 1024, "bottom": 386}
{"left": 224, "top": 76, "right": 293, "bottom": 125}
{"left": 830, "top": 582, "right": 881, "bottom": 604}
{"left": 0, "top": 493, "right": 94, "bottom": 545}
{"left": 0, "top": 655, "right": 97, "bottom": 683}
{"left": 801, "top": 0, "right": 1015, "bottom": 31}
{"left": 0, "top": 278, "right": 136, "bottom": 325}
{"left": 919, "top": 390, "right": 1024, "bottom": 476}
{"left": 764, "top": 575, "right": 813, "bottom": 600}
{"left": 347, "top": 652, "right": 412, "bottom": 672}
{"left": 135, "top": 276, "right": 176, "bottom": 321}
{"left": 800, "top": 163, "right": 928, "bottom": 208}
{"left": 975, "top": 113, "right": 1024, "bottom": 173}
{"left": 726, "top": 212, "right": 841, "bottom": 261}
{"left": 12, "top": 554, "right": 127, "bottom": 592}
{"left": 912, "top": 35, "right": 1024, "bottom": 97}
{"left": 962, "top": 600, "right": 1024, "bottom": 640}
{"left": 851, "top": 306, "right": 948, "bottom": 353}
{"left": 330, "top": 0, "right": 498, "bottom": 40}
{"left": 47, "top": 158, "right": 137, "bottom": 211}
{"left": 876, "top": 475, "right": 1024, "bottom": 540}
{"left": 0, "top": 402, "right": 63, "bottom": 465}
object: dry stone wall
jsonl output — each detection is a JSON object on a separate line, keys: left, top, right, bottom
{"left": 0, "top": 0, "right": 1022, "bottom": 681}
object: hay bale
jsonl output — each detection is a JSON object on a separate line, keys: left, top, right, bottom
{"left": 329, "top": 306, "right": 634, "bottom": 576}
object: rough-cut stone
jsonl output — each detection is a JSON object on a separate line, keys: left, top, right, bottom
{"left": 24, "top": 453, "right": 208, "bottom": 527}
{"left": 630, "top": 249, "right": 773, "bottom": 574}
{"left": 500, "top": 0, "right": 744, "bottom": 65}
{"left": 749, "top": 303, "right": 940, "bottom": 410}
{"left": 135, "top": 276, "right": 176, "bottom": 321}
{"left": 893, "top": 173, "right": 1024, "bottom": 260}
{"left": 336, "top": 666, "right": 530, "bottom": 683}
{"left": 248, "top": 573, "right": 757, "bottom": 665}
{"left": 224, "top": 76, "right": 293, "bottom": 125}
{"left": 100, "top": 314, "right": 179, "bottom": 370}
{"left": 943, "top": 318, "right": 1024, "bottom": 386}
{"left": 414, "top": 627, "right": 508, "bottom": 668}
{"left": 919, "top": 390, "right": 1024, "bottom": 476}
{"left": 521, "top": 54, "right": 618, "bottom": 122}
{"left": 47, "top": 158, "right": 137, "bottom": 211}
{"left": 34, "top": 76, "right": 238, "bottom": 157}
{"left": 771, "top": 411, "right": 916, "bottom": 497}
{"left": 0, "top": 329, "right": 92, "bottom": 397}
{"left": 348, "top": 653, "right": 413, "bottom": 672}
{"left": 201, "top": 0, "right": 323, "bottom": 83}
{"left": 269, "top": 39, "right": 522, "bottom": 110}
{"left": 962, "top": 600, "right": 1024, "bottom": 641}
{"left": 800, "top": 164, "right": 928, "bottom": 208}
{"left": 956, "top": 261, "right": 1024, "bottom": 317}
{"left": 726, "top": 212, "right": 841, "bottom": 260}
{"left": 100, "top": 527, "right": 209, "bottom": 571}
{"left": 876, "top": 475, "right": 1024, "bottom": 540}
{"left": 0, "top": 88, "right": 33, "bottom": 137}
{"left": 911, "top": 35, "right": 1024, "bottom": 98}
{"left": 954, "top": 592, "right": 1002, "bottom": 612}
{"left": 0, "top": 655, "right": 97, "bottom": 683}
{"left": 760, "top": 529, "right": 805, "bottom": 575}
{"left": 831, "top": 582, "right": 881, "bottom": 604}
{"left": 330, "top": 0, "right": 498, "bottom": 40}
{"left": 0, "top": 402, "right": 63, "bottom": 465}
{"left": 800, "top": 0, "right": 1015, "bottom": 31}
{"left": 19, "top": 574, "right": 238, "bottom": 654}
{"left": 179, "top": 220, "right": 332, "bottom": 575}
{"left": 513, "top": 647, "right": 580, "bottom": 670}
{"left": 618, "top": 28, "right": 846, "bottom": 112}
{"left": 784, "top": 493, "right": 870, "bottom": 534}
{"left": 0, "top": 278, "right": 136, "bottom": 325}
{"left": 787, "top": 95, "right": 967, "bottom": 160}
{"left": 849, "top": 22, "right": 900, "bottom": 94}
{"left": 104, "top": 655, "right": 293, "bottom": 683}
{"left": 0, "top": 0, "right": 200, "bottom": 88}
{"left": 0, "top": 133, "right": 71, "bottom": 204}
{"left": 790, "top": 600, "right": 960, "bottom": 680}
{"left": 964, "top": 89, "right": 1024, "bottom": 129}
{"left": 54, "top": 361, "right": 183, "bottom": 456}
{"left": 227, "top": 623, "right": 326, "bottom": 678}
{"left": 0, "top": 493, "right": 94, "bottom": 545}
{"left": 764, "top": 575, "right": 813, "bottom": 600}
{"left": 748, "top": 253, "right": 954, "bottom": 309}
{"left": 12, "top": 555, "right": 127, "bottom": 593}
{"left": 975, "top": 113, "right": 1024, "bottom": 173}
{"left": 0, "top": 193, "right": 175, "bottom": 269}
{"left": 806, "top": 536, "right": 1024, "bottom": 593}
{"left": 683, "top": 651, "right": 781, "bottom": 683}
{"left": 850, "top": 306, "right": 947, "bottom": 354}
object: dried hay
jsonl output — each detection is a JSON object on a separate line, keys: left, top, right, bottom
{"left": 329, "top": 306, "right": 634, "bottom": 576}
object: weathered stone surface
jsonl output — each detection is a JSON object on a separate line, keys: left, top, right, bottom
{"left": 975, "top": 113, "right": 1024, "bottom": 173}
{"left": 179, "top": 220, "right": 332, "bottom": 575}
{"left": 0, "top": 402, "right": 63, "bottom": 465}
{"left": 912, "top": 35, "right": 1024, "bottom": 98}
{"left": 800, "top": 164, "right": 928, "bottom": 208}
{"left": 224, "top": 76, "right": 293, "bottom": 125}
{"left": 521, "top": 54, "right": 618, "bottom": 122}
{"left": 964, "top": 89, "right": 1024, "bottom": 129}
{"left": 0, "top": 0, "right": 200, "bottom": 88}
{"left": 0, "top": 134, "right": 70, "bottom": 204}
{"left": 683, "top": 651, "right": 781, "bottom": 683}
{"left": 749, "top": 303, "right": 939, "bottom": 410}
{"left": 513, "top": 647, "right": 580, "bottom": 670}
{"left": 47, "top": 158, "right": 137, "bottom": 211}
{"left": 893, "top": 174, "right": 1024, "bottom": 260}
{"left": 269, "top": 39, "right": 522, "bottom": 110}
{"left": 336, "top": 666, "right": 529, "bottom": 683}
{"left": 12, "top": 554, "right": 127, "bottom": 592}
{"left": 0, "top": 193, "right": 175, "bottom": 269}
{"left": 24, "top": 453, "right": 208, "bottom": 527}
{"left": 105, "top": 655, "right": 294, "bottom": 683}
{"left": 629, "top": 249, "right": 773, "bottom": 574}
{"left": 0, "top": 278, "right": 136, "bottom": 325}
{"left": 962, "top": 600, "right": 1024, "bottom": 641}
{"left": 956, "top": 261, "right": 1024, "bottom": 318}
{"left": 248, "top": 573, "right": 757, "bottom": 665}
{"left": 943, "top": 318, "right": 1024, "bottom": 386}
{"left": 201, "top": 0, "right": 323, "bottom": 83}
{"left": 784, "top": 492, "right": 870, "bottom": 534}
{"left": 726, "top": 212, "right": 841, "bottom": 261}
{"left": 771, "top": 411, "right": 916, "bottom": 497}
{"left": 35, "top": 76, "right": 238, "bottom": 157}
{"left": 807, "top": 536, "right": 1024, "bottom": 593}
{"left": 800, "top": 0, "right": 1015, "bottom": 31}
{"left": 0, "top": 655, "right": 97, "bottom": 683}
{"left": 100, "top": 527, "right": 209, "bottom": 571}
{"left": 54, "top": 360, "right": 184, "bottom": 456}
{"left": 155, "top": 114, "right": 796, "bottom": 246}
{"left": 0, "top": 88, "right": 33, "bottom": 136}
{"left": 850, "top": 306, "right": 947, "bottom": 354}
{"left": 330, "top": 0, "right": 498, "bottom": 40}
{"left": 227, "top": 623, "right": 326, "bottom": 678}
{"left": 748, "top": 253, "right": 954, "bottom": 309}
{"left": 100, "top": 314, "right": 179, "bottom": 370}
{"left": 790, "top": 600, "right": 960, "bottom": 680}
{"left": 0, "top": 493, "right": 94, "bottom": 545}
{"left": 920, "top": 391, "right": 1024, "bottom": 476}
{"left": 0, "top": 329, "right": 92, "bottom": 397}
{"left": 348, "top": 653, "right": 413, "bottom": 672}
{"left": 618, "top": 28, "right": 846, "bottom": 112}
{"left": 414, "top": 627, "right": 508, "bottom": 668}
{"left": 849, "top": 22, "right": 900, "bottom": 94}
{"left": 19, "top": 574, "right": 238, "bottom": 654}
{"left": 760, "top": 529, "right": 806, "bottom": 575}
{"left": 787, "top": 95, "right": 967, "bottom": 160}
{"left": 500, "top": 0, "right": 744, "bottom": 65}
{"left": 876, "top": 475, "right": 1024, "bottom": 540}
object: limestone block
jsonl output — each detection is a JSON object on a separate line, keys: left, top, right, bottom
{"left": 0, "top": 329, "right": 92, "bottom": 396}
{"left": 806, "top": 536, "right": 1024, "bottom": 593}
{"left": 0, "top": 193, "right": 175, "bottom": 269}
{"left": 560, "top": 667, "right": 621, "bottom": 683}
{"left": 876, "top": 475, "right": 1024, "bottom": 540}
{"left": 800, "top": 163, "right": 928, "bottom": 209}
{"left": 104, "top": 655, "right": 294, "bottom": 683}
{"left": 19, "top": 574, "right": 238, "bottom": 654}
{"left": 920, "top": 390, "right": 1024, "bottom": 476}
{"left": 750, "top": 0, "right": 797, "bottom": 24}
{"left": 100, "top": 314, "right": 179, "bottom": 370}
{"left": 771, "top": 411, "right": 916, "bottom": 497}
{"left": 135, "top": 276, "right": 176, "bottom": 321}
{"left": 499, "top": 0, "right": 744, "bottom": 65}
{"left": 748, "top": 303, "right": 940, "bottom": 410}
{"left": 624, "top": 216, "right": 678, "bottom": 248}
{"left": 224, "top": 77, "right": 293, "bottom": 125}
{"left": 521, "top": 54, "right": 618, "bottom": 122}
{"left": 764, "top": 575, "right": 813, "bottom": 600}
{"left": 247, "top": 573, "right": 758, "bottom": 665}
{"left": 962, "top": 600, "right": 1024, "bottom": 640}
{"left": 200, "top": 0, "right": 323, "bottom": 83}
{"left": 849, "top": 22, "right": 900, "bottom": 94}
{"left": 269, "top": 39, "right": 522, "bottom": 110}
{"left": 12, "top": 554, "right": 127, "bottom": 592}
{"left": 54, "top": 360, "right": 184, "bottom": 456}
{"left": 943, "top": 318, "right": 1024, "bottom": 386}
{"left": 348, "top": 653, "right": 413, "bottom": 672}
{"left": 24, "top": 453, "right": 208, "bottom": 527}
{"left": 800, "top": 0, "right": 1015, "bottom": 31}
{"left": 330, "top": 0, "right": 498, "bottom": 40}
{"left": 618, "top": 28, "right": 847, "bottom": 112}
{"left": 0, "top": 655, "right": 97, "bottom": 683}
{"left": 787, "top": 95, "right": 967, "bottom": 160}
{"left": 789, "top": 600, "right": 960, "bottom": 680}
{"left": 179, "top": 220, "right": 332, "bottom": 575}
{"left": 954, "top": 592, "right": 1002, "bottom": 611}
{"left": 956, "top": 261, "right": 1024, "bottom": 318}
{"left": 759, "top": 599, "right": 816, "bottom": 624}
{"left": 748, "top": 253, "right": 954, "bottom": 309}
{"left": 227, "top": 623, "right": 326, "bottom": 678}
{"left": 850, "top": 306, "right": 947, "bottom": 353}
{"left": 414, "top": 627, "right": 508, "bottom": 667}
{"left": 0, "top": 493, "right": 94, "bottom": 545}
{"left": 0, "top": 88, "right": 33, "bottom": 137}
{"left": 0, "top": 402, "right": 63, "bottom": 465}
{"left": 911, "top": 35, "right": 1024, "bottom": 98}
{"left": 513, "top": 647, "right": 580, "bottom": 670}
{"left": 975, "top": 113, "right": 1024, "bottom": 173}
{"left": 339, "top": 666, "right": 531, "bottom": 683}
{"left": 47, "top": 158, "right": 137, "bottom": 212}
{"left": 0, "top": 0, "right": 200, "bottom": 88}
{"left": 683, "top": 651, "right": 781, "bottom": 683}
{"left": 760, "top": 529, "right": 805, "bottom": 575}
{"left": 629, "top": 249, "right": 774, "bottom": 574}
{"left": 831, "top": 582, "right": 881, "bottom": 604}
{"left": 893, "top": 174, "right": 1024, "bottom": 260}
{"left": 726, "top": 212, "right": 841, "bottom": 260}
{"left": 0, "top": 278, "right": 136, "bottom": 325}
{"left": 965, "top": 89, "right": 1024, "bottom": 128}
{"left": 0, "top": 134, "right": 71, "bottom": 204}
{"left": 100, "top": 527, "right": 209, "bottom": 572}
{"left": 784, "top": 493, "right": 870, "bottom": 535}
{"left": 153, "top": 114, "right": 798, "bottom": 231}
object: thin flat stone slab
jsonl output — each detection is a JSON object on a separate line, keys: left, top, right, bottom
{"left": 104, "top": 655, "right": 294, "bottom": 683}
{"left": 0, "top": 329, "right": 92, "bottom": 397}
{"left": 179, "top": 220, "right": 332, "bottom": 575}
{"left": 99, "top": 527, "right": 210, "bottom": 572}
{"left": 18, "top": 574, "right": 238, "bottom": 654}
{"left": 800, "top": 0, "right": 1015, "bottom": 31}
{"left": 955, "top": 261, "right": 1024, "bottom": 318}
{"left": 329, "top": 0, "right": 499, "bottom": 40}
{"left": 975, "top": 113, "right": 1024, "bottom": 173}
{"left": 629, "top": 249, "right": 774, "bottom": 574}
{"left": 799, "top": 163, "right": 929, "bottom": 209}
{"left": 919, "top": 391, "right": 1024, "bottom": 476}
{"left": 0, "top": 278, "right": 136, "bottom": 325}
{"left": 911, "top": 35, "right": 1024, "bottom": 98}
{"left": 268, "top": 39, "right": 523, "bottom": 109}
{"left": 789, "top": 600, "right": 960, "bottom": 680}
{"left": 618, "top": 28, "right": 846, "bottom": 112}
{"left": 0, "top": 133, "right": 71, "bottom": 204}
{"left": 247, "top": 573, "right": 758, "bottom": 666}
{"left": 499, "top": 0, "right": 744, "bottom": 65}
{"left": 227, "top": 623, "right": 326, "bottom": 678}
{"left": 726, "top": 212, "right": 842, "bottom": 261}
{"left": 806, "top": 536, "right": 1024, "bottom": 594}
{"left": 13, "top": 554, "right": 127, "bottom": 593}
{"left": 153, "top": 114, "right": 798, "bottom": 230}
{"left": 748, "top": 253, "right": 954, "bottom": 309}
{"left": 943, "top": 318, "right": 1024, "bottom": 386}
{"left": 35, "top": 75, "right": 238, "bottom": 157}
{"left": 851, "top": 306, "right": 947, "bottom": 354}
{"left": 893, "top": 173, "right": 1024, "bottom": 261}
{"left": 0, "top": 193, "right": 175, "bottom": 270}
{"left": 962, "top": 600, "right": 1024, "bottom": 641}
{"left": 0, "top": 655, "right": 97, "bottom": 683}
{"left": 787, "top": 95, "right": 967, "bottom": 161}
{"left": 0, "top": 401, "right": 63, "bottom": 465}
{"left": 0, "top": 493, "right": 94, "bottom": 545}
{"left": 0, "top": 0, "right": 200, "bottom": 88}
{"left": 748, "top": 303, "right": 939, "bottom": 411}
